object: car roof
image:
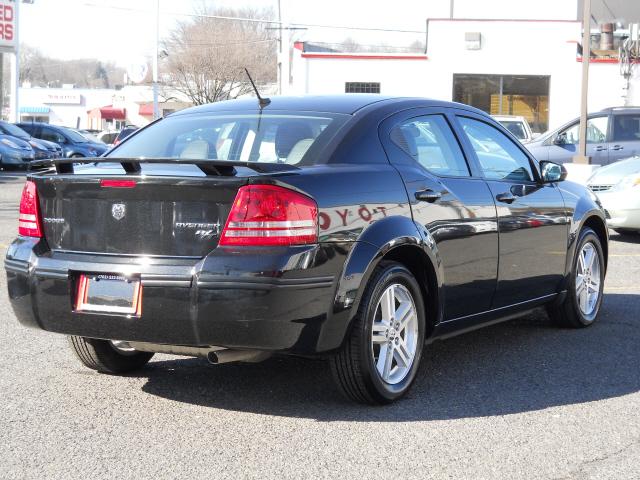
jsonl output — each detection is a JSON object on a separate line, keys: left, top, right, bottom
{"left": 18, "top": 122, "right": 64, "bottom": 130}
{"left": 172, "top": 94, "right": 487, "bottom": 117}
{"left": 599, "top": 106, "right": 640, "bottom": 113}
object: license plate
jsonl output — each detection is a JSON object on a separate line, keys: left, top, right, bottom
{"left": 75, "top": 274, "right": 142, "bottom": 316}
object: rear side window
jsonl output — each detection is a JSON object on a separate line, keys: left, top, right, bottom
{"left": 613, "top": 114, "right": 640, "bottom": 142}
{"left": 109, "top": 113, "right": 347, "bottom": 166}
{"left": 459, "top": 117, "right": 534, "bottom": 182}
{"left": 390, "top": 115, "right": 470, "bottom": 177}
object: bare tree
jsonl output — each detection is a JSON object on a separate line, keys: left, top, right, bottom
{"left": 19, "top": 44, "right": 125, "bottom": 88}
{"left": 162, "top": 6, "right": 277, "bottom": 105}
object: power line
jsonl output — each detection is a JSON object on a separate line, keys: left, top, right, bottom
{"left": 599, "top": 0, "right": 616, "bottom": 20}
{"left": 82, "top": 3, "right": 426, "bottom": 34}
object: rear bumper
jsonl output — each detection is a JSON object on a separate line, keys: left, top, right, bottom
{"left": 5, "top": 237, "right": 348, "bottom": 355}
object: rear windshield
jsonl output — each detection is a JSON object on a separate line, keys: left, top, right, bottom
{"left": 107, "top": 112, "right": 348, "bottom": 165}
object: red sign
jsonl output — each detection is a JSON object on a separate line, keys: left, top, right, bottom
{"left": 0, "top": 1, "right": 15, "bottom": 52}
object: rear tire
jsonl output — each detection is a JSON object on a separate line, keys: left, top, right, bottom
{"left": 68, "top": 336, "right": 153, "bottom": 374}
{"left": 330, "top": 261, "right": 426, "bottom": 405}
{"left": 547, "top": 227, "right": 605, "bottom": 328}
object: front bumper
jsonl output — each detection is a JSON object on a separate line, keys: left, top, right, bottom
{"left": 2, "top": 152, "right": 35, "bottom": 165}
{"left": 597, "top": 190, "right": 640, "bottom": 230}
{"left": 5, "top": 237, "right": 348, "bottom": 354}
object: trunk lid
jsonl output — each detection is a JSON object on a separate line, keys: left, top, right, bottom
{"left": 34, "top": 170, "right": 247, "bottom": 257}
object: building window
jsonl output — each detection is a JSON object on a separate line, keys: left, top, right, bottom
{"left": 452, "top": 74, "right": 550, "bottom": 133}
{"left": 345, "top": 82, "right": 381, "bottom": 93}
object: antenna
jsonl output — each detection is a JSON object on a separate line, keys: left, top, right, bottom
{"left": 244, "top": 68, "right": 271, "bottom": 109}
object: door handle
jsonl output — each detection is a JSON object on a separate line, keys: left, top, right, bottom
{"left": 610, "top": 145, "right": 624, "bottom": 151}
{"left": 594, "top": 145, "right": 607, "bottom": 152}
{"left": 414, "top": 189, "right": 441, "bottom": 203}
{"left": 496, "top": 192, "right": 516, "bottom": 204}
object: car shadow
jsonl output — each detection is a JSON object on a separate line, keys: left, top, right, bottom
{"left": 135, "top": 293, "right": 640, "bottom": 421}
{"left": 610, "top": 231, "right": 640, "bottom": 244}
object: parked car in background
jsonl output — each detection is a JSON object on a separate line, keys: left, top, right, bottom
{"left": 80, "top": 129, "right": 101, "bottom": 136}
{"left": 112, "top": 125, "right": 139, "bottom": 146}
{"left": 17, "top": 122, "right": 108, "bottom": 158}
{"left": 74, "top": 129, "right": 103, "bottom": 144}
{"left": 526, "top": 107, "right": 640, "bottom": 165}
{"left": 97, "top": 130, "right": 119, "bottom": 147}
{"left": 493, "top": 115, "right": 536, "bottom": 143}
{"left": 5, "top": 95, "right": 608, "bottom": 405}
{"left": 588, "top": 155, "right": 640, "bottom": 235}
{"left": 0, "top": 121, "right": 62, "bottom": 160}
{"left": 0, "top": 133, "right": 35, "bottom": 168}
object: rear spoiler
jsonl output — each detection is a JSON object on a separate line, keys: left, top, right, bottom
{"left": 28, "top": 158, "right": 300, "bottom": 176}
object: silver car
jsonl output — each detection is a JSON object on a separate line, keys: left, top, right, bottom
{"left": 588, "top": 156, "right": 640, "bottom": 235}
{"left": 527, "top": 107, "right": 640, "bottom": 165}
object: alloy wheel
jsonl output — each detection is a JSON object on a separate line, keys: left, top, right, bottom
{"left": 371, "top": 283, "right": 419, "bottom": 385}
{"left": 575, "top": 242, "right": 601, "bottom": 316}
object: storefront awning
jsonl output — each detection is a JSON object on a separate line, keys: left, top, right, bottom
{"left": 138, "top": 103, "right": 154, "bottom": 116}
{"left": 20, "top": 106, "right": 50, "bottom": 114}
{"left": 98, "top": 106, "right": 126, "bottom": 120}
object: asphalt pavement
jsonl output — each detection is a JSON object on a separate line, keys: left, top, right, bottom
{"left": 0, "top": 173, "right": 639, "bottom": 479}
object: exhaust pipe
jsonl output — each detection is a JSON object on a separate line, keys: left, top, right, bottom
{"left": 125, "top": 341, "right": 270, "bottom": 364}
{"left": 207, "top": 349, "right": 271, "bottom": 364}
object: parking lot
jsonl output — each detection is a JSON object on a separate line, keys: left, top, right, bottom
{"left": 0, "top": 173, "right": 638, "bottom": 479}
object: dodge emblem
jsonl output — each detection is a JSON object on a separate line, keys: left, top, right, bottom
{"left": 111, "top": 203, "right": 126, "bottom": 221}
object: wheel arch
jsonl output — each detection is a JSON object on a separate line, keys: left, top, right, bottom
{"left": 326, "top": 216, "right": 444, "bottom": 352}
{"left": 567, "top": 211, "right": 609, "bottom": 275}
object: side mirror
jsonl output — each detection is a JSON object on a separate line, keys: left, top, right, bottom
{"left": 553, "top": 132, "right": 567, "bottom": 145}
{"left": 540, "top": 161, "right": 567, "bottom": 183}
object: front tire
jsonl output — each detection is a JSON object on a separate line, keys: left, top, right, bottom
{"left": 548, "top": 227, "right": 605, "bottom": 328}
{"left": 330, "top": 261, "right": 426, "bottom": 405}
{"left": 68, "top": 336, "right": 154, "bottom": 374}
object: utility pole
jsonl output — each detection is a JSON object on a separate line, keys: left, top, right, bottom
{"left": 10, "top": 0, "right": 20, "bottom": 122}
{"left": 152, "top": 0, "right": 160, "bottom": 119}
{"left": 277, "top": 0, "right": 283, "bottom": 95}
{"left": 574, "top": 0, "right": 591, "bottom": 164}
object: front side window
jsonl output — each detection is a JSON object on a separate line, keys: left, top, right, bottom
{"left": 390, "top": 114, "right": 470, "bottom": 177}
{"left": 612, "top": 114, "right": 640, "bottom": 142}
{"left": 560, "top": 116, "right": 609, "bottom": 145}
{"left": 459, "top": 117, "right": 534, "bottom": 182}
{"left": 40, "top": 128, "right": 66, "bottom": 144}
{"left": 109, "top": 113, "right": 347, "bottom": 166}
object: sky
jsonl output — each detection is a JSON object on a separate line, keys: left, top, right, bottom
{"left": 19, "top": 0, "right": 452, "bottom": 66}
{"left": 20, "top": 0, "right": 623, "bottom": 68}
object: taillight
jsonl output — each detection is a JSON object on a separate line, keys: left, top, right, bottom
{"left": 18, "top": 180, "right": 43, "bottom": 238}
{"left": 219, "top": 185, "right": 318, "bottom": 246}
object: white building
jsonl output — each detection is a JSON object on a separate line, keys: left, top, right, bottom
{"left": 288, "top": 2, "right": 640, "bottom": 133}
{"left": 18, "top": 85, "right": 191, "bottom": 130}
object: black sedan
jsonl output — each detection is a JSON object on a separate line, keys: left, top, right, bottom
{"left": 4, "top": 95, "right": 608, "bottom": 404}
